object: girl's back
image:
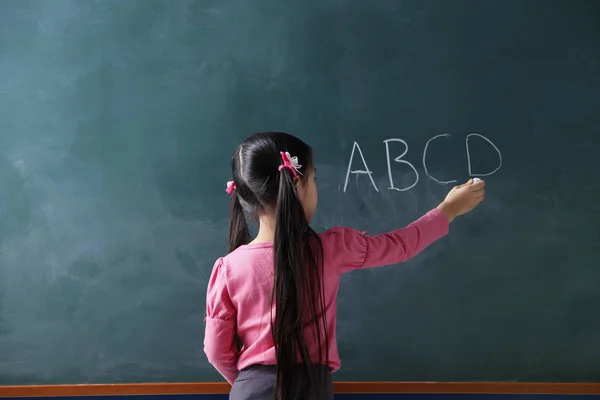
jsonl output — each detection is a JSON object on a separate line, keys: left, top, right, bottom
{"left": 210, "top": 240, "right": 337, "bottom": 375}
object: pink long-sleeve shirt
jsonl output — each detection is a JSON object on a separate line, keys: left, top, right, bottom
{"left": 204, "top": 208, "right": 449, "bottom": 384}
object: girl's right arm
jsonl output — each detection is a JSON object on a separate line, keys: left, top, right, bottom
{"left": 322, "top": 179, "right": 485, "bottom": 273}
{"left": 204, "top": 258, "right": 240, "bottom": 384}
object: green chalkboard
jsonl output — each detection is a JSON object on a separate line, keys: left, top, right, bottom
{"left": 1, "top": 0, "right": 600, "bottom": 385}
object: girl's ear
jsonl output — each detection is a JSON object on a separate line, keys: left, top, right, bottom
{"left": 293, "top": 176, "right": 305, "bottom": 200}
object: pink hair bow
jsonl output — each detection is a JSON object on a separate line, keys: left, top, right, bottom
{"left": 278, "top": 151, "right": 302, "bottom": 177}
{"left": 225, "top": 180, "right": 236, "bottom": 195}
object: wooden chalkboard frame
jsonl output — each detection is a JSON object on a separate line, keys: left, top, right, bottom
{"left": 2, "top": 382, "right": 600, "bottom": 397}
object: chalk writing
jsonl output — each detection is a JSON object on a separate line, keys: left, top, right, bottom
{"left": 342, "top": 133, "right": 502, "bottom": 193}
{"left": 343, "top": 141, "right": 379, "bottom": 193}
{"left": 466, "top": 133, "right": 502, "bottom": 176}
{"left": 384, "top": 139, "right": 419, "bottom": 191}
{"left": 422, "top": 133, "right": 458, "bottom": 185}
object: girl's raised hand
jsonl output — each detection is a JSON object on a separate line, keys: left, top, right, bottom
{"left": 437, "top": 179, "right": 486, "bottom": 223}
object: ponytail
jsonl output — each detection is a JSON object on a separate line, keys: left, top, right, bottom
{"left": 226, "top": 132, "right": 329, "bottom": 399}
{"left": 272, "top": 168, "right": 328, "bottom": 400}
{"left": 228, "top": 192, "right": 250, "bottom": 252}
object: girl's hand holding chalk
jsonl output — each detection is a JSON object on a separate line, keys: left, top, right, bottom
{"left": 437, "top": 178, "right": 486, "bottom": 223}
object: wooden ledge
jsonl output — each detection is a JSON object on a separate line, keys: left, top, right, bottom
{"left": 1, "top": 382, "right": 600, "bottom": 397}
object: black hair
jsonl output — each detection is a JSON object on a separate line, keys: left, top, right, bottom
{"left": 228, "top": 132, "right": 328, "bottom": 400}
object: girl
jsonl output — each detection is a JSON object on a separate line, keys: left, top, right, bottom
{"left": 204, "top": 132, "right": 485, "bottom": 400}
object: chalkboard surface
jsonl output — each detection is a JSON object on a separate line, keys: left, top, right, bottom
{"left": 1, "top": 0, "right": 599, "bottom": 385}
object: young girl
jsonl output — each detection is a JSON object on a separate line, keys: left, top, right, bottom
{"left": 204, "top": 132, "right": 485, "bottom": 400}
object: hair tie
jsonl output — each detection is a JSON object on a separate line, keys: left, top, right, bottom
{"left": 278, "top": 151, "right": 303, "bottom": 177}
{"left": 225, "top": 180, "right": 236, "bottom": 195}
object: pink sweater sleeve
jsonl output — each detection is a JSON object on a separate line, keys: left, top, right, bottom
{"left": 204, "top": 258, "right": 239, "bottom": 384}
{"left": 322, "top": 208, "right": 449, "bottom": 274}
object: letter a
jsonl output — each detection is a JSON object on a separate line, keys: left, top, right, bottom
{"left": 343, "top": 142, "right": 379, "bottom": 193}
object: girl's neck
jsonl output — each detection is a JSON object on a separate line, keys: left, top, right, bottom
{"left": 249, "top": 214, "right": 276, "bottom": 244}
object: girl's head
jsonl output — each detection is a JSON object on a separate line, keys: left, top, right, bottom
{"left": 228, "top": 132, "right": 318, "bottom": 250}
{"left": 227, "top": 132, "right": 328, "bottom": 400}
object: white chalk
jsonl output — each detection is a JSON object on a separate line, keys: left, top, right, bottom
{"left": 473, "top": 178, "right": 481, "bottom": 184}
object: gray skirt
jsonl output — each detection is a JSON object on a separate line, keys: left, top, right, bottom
{"left": 230, "top": 364, "right": 333, "bottom": 400}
